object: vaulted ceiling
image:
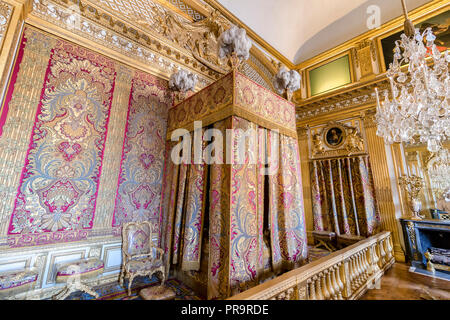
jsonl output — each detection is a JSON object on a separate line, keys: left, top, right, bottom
{"left": 216, "top": 0, "right": 434, "bottom": 64}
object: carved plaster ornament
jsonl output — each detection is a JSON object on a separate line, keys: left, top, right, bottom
{"left": 137, "top": 8, "right": 231, "bottom": 74}
{"left": 345, "top": 128, "right": 365, "bottom": 154}
{"left": 312, "top": 133, "right": 325, "bottom": 155}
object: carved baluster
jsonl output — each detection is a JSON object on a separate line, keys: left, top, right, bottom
{"left": 361, "top": 250, "right": 368, "bottom": 281}
{"left": 353, "top": 254, "right": 361, "bottom": 288}
{"left": 330, "top": 266, "right": 339, "bottom": 300}
{"left": 315, "top": 275, "right": 324, "bottom": 300}
{"left": 378, "top": 239, "right": 386, "bottom": 268}
{"left": 360, "top": 251, "right": 367, "bottom": 281}
{"left": 355, "top": 255, "right": 361, "bottom": 288}
{"left": 364, "top": 248, "right": 371, "bottom": 277}
{"left": 359, "top": 250, "right": 367, "bottom": 281}
{"left": 335, "top": 264, "right": 344, "bottom": 300}
{"left": 357, "top": 251, "right": 364, "bottom": 286}
{"left": 349, "top": 256, "right": 357, "bottom": 290}
{"left": 320, "top": 272, "right": 330, "bottom": 300}
{"left": 308, "top": 279, "right": 316, "bottom": 300}
{"left": 371, "top": 244, "right": 380, "bottom": 274}
{"left": 342, "top": 259, "right": 352, "bottom": 299}
{"left": 385, "top": 236, "right": 393, "bottom": 261}
{"left": 326, "top": 269, "right": 336, "bottom": 300}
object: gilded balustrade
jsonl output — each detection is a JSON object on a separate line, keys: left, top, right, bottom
{"left": 228, "top": 231, "right": 395, "bottom": 300}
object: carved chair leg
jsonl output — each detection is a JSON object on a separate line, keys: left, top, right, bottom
{"left": 128, "top": 274, "right": 136, "bottom": 296}
{"left": 53, "top": 287, "right": 69, "bottom": 300}
{"left": 119, "top": 270, "right": 124, "bottom": 288}
{"left": 159, "top": 270, "right": 166, "bottom": 286}
{"left": 78, "top": 282, "right": 99, "bottom": 299}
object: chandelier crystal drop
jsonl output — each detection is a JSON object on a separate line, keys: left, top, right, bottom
{"left": 427, "top": 148, "right": 450, "bottom": 198}
{"left": 374, "top": 1, "right": 450, "bottom": 153}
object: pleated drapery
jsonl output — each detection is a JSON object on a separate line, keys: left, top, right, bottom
{"left": 310, "top": 156, "right": 380, "bottom": 237}
{"left": 161, "top": 116, "right": 308, "bottom": 299}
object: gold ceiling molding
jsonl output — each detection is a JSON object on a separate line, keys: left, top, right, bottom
{"left": 29, "top": 0, "right": 276, "bottom": 84}
{"left": 28, "top": 0, "right": 225, "bottom": 84}
{"left": 0, "top": 1, "right": 14, "bottom": 51}
{"left": 296, "top": 77, "right": 391, "bottom": 126}
{"left": 165, "top": 0, "right": 206, "bottom": 21}
{"left": 134, "top": 8, "right": 232, "bottom": 74}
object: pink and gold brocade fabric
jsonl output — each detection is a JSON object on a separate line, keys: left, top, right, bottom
{"left": 163, "top": 71, "right": 308, "bottom": 299}
{"left": 166, "top": 71, "right": 297, "bottom": 139}
{"left": 1, "top": 27, "right": 171, "bottom": 247}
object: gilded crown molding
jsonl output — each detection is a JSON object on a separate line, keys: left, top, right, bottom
{"left": 0, "top": 1, "right": 14, "bottom": 51}
{"left": 29, "top": 0, "right": 223, "bottom": 86}
{"left": 296, "top": 77, "right": 390, "bottom": 125}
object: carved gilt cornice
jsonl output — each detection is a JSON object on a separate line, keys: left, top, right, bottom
{"left": 0, "top": 0, "right": 13, "bottom": 51}
{"left": 296, "top": 77, "right": 390, "bottom": 124}
{"left": 29, "top": 0, "right": 225, "bottom": 86}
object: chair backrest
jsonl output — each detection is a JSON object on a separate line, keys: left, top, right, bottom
{"left": 121, "top": 221, "right": 154, "bottom": 259}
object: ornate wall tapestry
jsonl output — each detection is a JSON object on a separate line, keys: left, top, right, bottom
{"left": 112, "top": 71, "right": 171, "bottom": 229}
{"left": 7, "top": 27, "right": 116, "bottom": 246}
{"left": 0, "top": 26, "right": 171, "bottom": 248}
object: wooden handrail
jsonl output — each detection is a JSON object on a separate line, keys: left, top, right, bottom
{"left": 228, "top": 231, "right": 394, "bottom": 300}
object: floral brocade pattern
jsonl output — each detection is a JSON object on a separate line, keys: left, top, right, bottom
{"left": 8, "top": 28, "right": 116, "bottom": 243}
{"left": 234, "top": 73, "right": 296, "bottom": 133}
{"left": 167, "top": 73, "right": 234, "bottom": 134}
{"left": 112, "top": 71, "right": 170, "bottom": 227}
{"left": 3, "top": 27, "right": 172, "bottom": 248}
{"left": 310, "top": 156, "right": 380, "bottom": 237}
{"left": 166, "top": 72, "right": 297, "bottom": 138}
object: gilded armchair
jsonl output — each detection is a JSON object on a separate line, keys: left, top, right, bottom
{"left": 119, "top": 221, "right": 165, "bottom": 296}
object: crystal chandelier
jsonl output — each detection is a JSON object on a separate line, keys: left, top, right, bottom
{"left": 374, "top": 0, "right": 449, "bottom": 153}
{"left": 427, "top": 148, "right": 450, "bottom": 198}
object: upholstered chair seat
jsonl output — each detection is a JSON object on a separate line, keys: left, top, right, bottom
{"left": 0, "top": 269, "right": 38, "bottom": 296}
{"left": 55, "top": 258, "right": 104, "bottom": 282}
{"left": 127, "top": 256, "right": 164, "bottom": 273}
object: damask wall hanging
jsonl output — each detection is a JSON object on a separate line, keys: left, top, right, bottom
{"left": 0, "top": 26, "right": 171, "bottom": 248}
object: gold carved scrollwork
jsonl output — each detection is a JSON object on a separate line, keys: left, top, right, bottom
{"left": 310, "top": 121, "right": 366, "bottom": 159}
{"left": 355, "top": 39, "right": 376, "bottom": 78}
{"left": 137, "top": 9, "right": 231, "bottom": 74}
{"left": 0, "top": 1, "right": 13, "bottom": 51}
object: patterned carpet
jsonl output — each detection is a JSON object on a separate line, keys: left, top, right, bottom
{"left": 64, "top": 276, "right": 203, "bottom": 300}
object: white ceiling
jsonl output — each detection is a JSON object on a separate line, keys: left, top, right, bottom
{"left": 216, "top": 0, "right": 434, "bottom": 64}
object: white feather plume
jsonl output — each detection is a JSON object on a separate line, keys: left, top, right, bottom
{"left": 169, "top": 69, "right": 198, "bottom": 93}
{"left": 273, "top": 67, "right": 301, "bottom": 94}
{"left": 218, "top": 25, "right": 252, "bottom": 62}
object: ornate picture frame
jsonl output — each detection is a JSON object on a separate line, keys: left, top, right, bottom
{"left": 309, "top": 120, "right": 367, "bottom": 159}
{"left": 323, "top": 125, "right": 347, "bottom": 149}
